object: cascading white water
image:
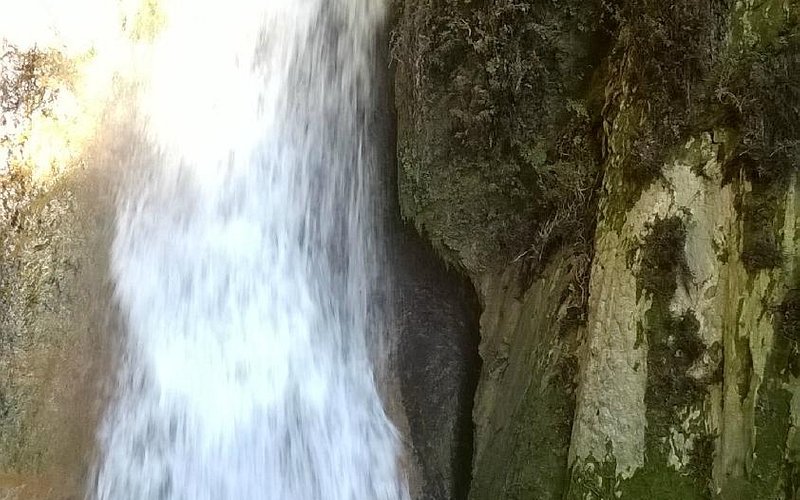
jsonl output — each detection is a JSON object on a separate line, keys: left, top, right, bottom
{"left": 92, "top": 1, "right": 408, "bottom": 498}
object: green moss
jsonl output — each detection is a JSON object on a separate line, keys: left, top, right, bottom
{"left": 566, "top": 216, "right": 715, "bottom": 499}
{"left": 647, "top": 310, "right": 705, "bottom": 410}
{"left": 634, "top": 216, "right": 713, "bottom": 496}
{"left": 392, "top": 0, "right": 605, "bottom": 274}
{"left": 747, "top": 381, "right": 793, "bottom": 499}
{"left": 599, "top": 0, "right": 729, "bottom": 202}
{"left": 638, "top": 307, "right": 711, "bottom": 497}
{"left": 785, "top": 463, "right": 800, "bottom": 499}
{"left": 636, "top": 216, "right": 691, "bottom": 301}
{"left": 738, "top": 166, "right": 790, "bottom": 275}
{"left": 714, "top": 280, "right": 800, "bottom": 498}
{"left": 729, "top": 0, "right": 798, "bottom": 52}
{"left": 735, "top": 335, "right": 755, "bottom": 404}
{"left": 715, "top": 26, "right": 800, "bottom": 272}
{"left": 733, "top": 322, "right": 795, "bottom": 498}
{"left": 566, "top": 453, "right": 619, "bottom": 500}
{"left": 779, "top": 288, "right": 800, "bottom": 341}
{"left": 601, "top": 1, "right": 795, "bottom": 234}
{"left": 567, "top": 451, "right": 712, "bottom": 500}
{"left": 621, "top": 463, "right": 711, "bottom": 500}
{"left": 393, "top": 0, "right": 800, "bottom": 495}
{"left": 470, "top": 353, "right": 578, "bottom": 500}
{"left": 719, "top": 20, "right": 800, "bottom": 177}
{"left": 730, "top": 38, "right": 798, "bottom": 270}
{"left": 689, "top": 433, "right": 716, "bottom": 481}
{"left": 469, "top": 252, "right": 588, "bottom": 500}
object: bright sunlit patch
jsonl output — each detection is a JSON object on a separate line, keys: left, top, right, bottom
{"left": 0, "top": 0, "right": 148, "bottom": 184}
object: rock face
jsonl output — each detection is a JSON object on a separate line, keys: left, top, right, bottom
{"left": 372, "top": 33, "right": 482, "bottom": 499}
{"left": 0, "top": 44, "right": 114, "bottom": 499}
{"left": 2, "top": 1, "right": 800, "bottom": 499}
{"left": 392, "top": 0, "right": 800, "bottom": 498}
{"left": 392, "top": 223, "right": 481, "bottom": 500}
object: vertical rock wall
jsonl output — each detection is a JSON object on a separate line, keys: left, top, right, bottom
{"left": 392, "top": 0, "right": 800, "bottom": 498}
{"left": 0, "top": 41, "right": 116, "bottom": 499}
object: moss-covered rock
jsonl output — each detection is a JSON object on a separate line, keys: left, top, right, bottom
{"left": 469, "top": 253, "right": 585, "bottom": 500}
{"left": 392, "top": 0, "right": 800, "bottom": 498}
{"left": 391, "top": 0, "right": 605, "bottom": 275}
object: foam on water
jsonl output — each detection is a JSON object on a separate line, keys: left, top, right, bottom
{"left": 92, "top": 1, "right": 408, "bottom": 498}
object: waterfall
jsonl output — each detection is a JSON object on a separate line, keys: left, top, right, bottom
{"left": 91, "top": 1, "right": 408, "bottom": 498}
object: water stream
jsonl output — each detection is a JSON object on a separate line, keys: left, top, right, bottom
{"left": 91, "top": 1, "right": 407, "bottom": 498}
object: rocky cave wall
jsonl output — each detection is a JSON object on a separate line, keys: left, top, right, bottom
{"left": 391, "top": 0, "right": 800, "bottom": 498}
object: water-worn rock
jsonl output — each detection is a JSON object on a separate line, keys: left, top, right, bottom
{"left": 392, "top": 224, "right": 480, "bottom": 500}
{"left": 0, "top": 166, "right": 112, "bottom": 499}
{"left": 0, "top": 43, "right": 114, "bottom": 499}
{"left": 392, "top": 0, "right": 800, "bottom": 498}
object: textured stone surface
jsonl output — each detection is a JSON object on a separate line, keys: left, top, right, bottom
{"left": 0, "top": 42, "right": 114, "bottom": 499}
{"left": 392, "top": 223, "right": 480, "bottom": 500}
{"left": 468, "top": 254, "right": 583, "bottom": 500}
{"left": 392, "top": 0, "right": 800, "bottom": 498}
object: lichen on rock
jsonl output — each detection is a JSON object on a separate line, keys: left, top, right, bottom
{"left": 391, "top": 0, "right": 800, "bottom": 496}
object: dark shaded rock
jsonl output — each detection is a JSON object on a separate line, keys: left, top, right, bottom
{"left": 392, "top": 225, "right": 480, "bottom": 500}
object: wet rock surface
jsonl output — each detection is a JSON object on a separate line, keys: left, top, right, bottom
{"left": 392, "top": 225, "right": 480, "bottom": 500}
{"left": 392, "top": 0, "right": 800, "bottom": 498}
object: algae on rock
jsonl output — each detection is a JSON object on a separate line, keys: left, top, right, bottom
{"left": 391, "top": 0, "right": 604, "bottom": 276}
{"left": 392, "top": 0, "right": 800, "bottom": 498}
